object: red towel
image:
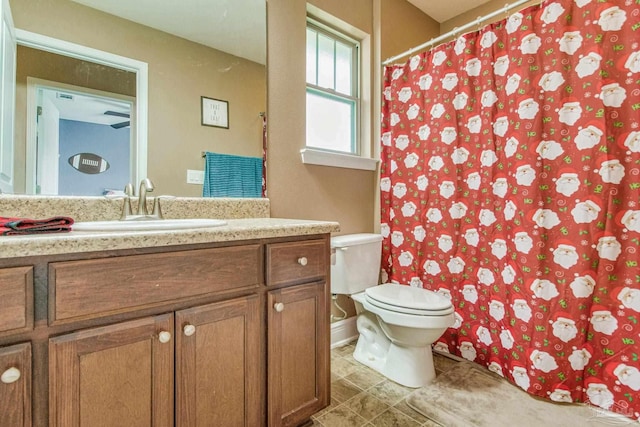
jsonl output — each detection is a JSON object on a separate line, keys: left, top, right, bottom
{"left": 0, "top": 216, "right": 74, "bottom": 236}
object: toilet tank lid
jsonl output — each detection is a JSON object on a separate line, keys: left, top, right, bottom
{"left": 331, "top": 233, "right": 383, "bottom": 248}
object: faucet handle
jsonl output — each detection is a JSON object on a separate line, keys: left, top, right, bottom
{"left": 119, "top": 183, "right": 135, "bottom": 220}
{"left": 151, "top": 195, "right": 175, "bottom": 220}
{"left": 124, "top": 183, "right": 134, "bottom": 197}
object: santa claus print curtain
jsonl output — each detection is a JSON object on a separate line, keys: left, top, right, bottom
{"left": 381, "top": 0, "right": 640, "bottom": 419}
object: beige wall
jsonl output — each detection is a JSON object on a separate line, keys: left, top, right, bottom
{"left": 10, "top": 0, "right": 266, "bottom": 197}
{"left": 17, "top": 46, "right": 136, "bottom": 97}
{"left": 265, "top": 0, "right": 377, "bottom": 234}
{"left": 380, "top": 0, "right": 439, "bottom": 61}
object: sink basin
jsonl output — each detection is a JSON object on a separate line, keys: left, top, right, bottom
{"left": 72, "top": 218, "right": 227, "bottom": 232}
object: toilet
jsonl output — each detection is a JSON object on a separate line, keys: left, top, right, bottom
{"left": 331, "top": 233, "right": 454, "bottom": 388}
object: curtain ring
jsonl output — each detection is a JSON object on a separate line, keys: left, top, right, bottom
{"left": 504, "top": 3, "right": 510, "bottom": 18}
{"left": 476, "top": 16, "right": 483, "bottom": 31}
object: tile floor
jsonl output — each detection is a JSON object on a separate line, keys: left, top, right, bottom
{"left": 313, "top": 341, "right": 629, "bottom": 427}
{"left": 310, "top": 341, "right": 458, "bottom": 427}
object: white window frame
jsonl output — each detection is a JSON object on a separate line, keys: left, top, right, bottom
{"left": 301, "top": 8, "right": 377, "bottom": 171}
{"left": 306, "top": 19, "right": 359, "bottom": 154}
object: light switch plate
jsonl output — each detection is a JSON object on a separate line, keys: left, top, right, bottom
{"left": 187, "top": 169, "right": 204, "bottom": 184}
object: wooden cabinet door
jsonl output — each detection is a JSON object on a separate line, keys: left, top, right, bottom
{"left": 175, "top": 295, "right": 261, "bottom": 427}
{"left": 267, "top": 282, "right": 330, "bottom": 427}
{"left": 49, "top": 314, "right": 174, "bottom": 427}
{"left": 0, "top": 342, "right": 31, "bottom": 427}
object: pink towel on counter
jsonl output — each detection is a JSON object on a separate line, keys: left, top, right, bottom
{"left": 0, "top": 216, "right": 74, "bottom": 236}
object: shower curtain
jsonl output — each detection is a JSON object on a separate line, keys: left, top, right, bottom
{"left": 381, "top": 0, "right": 640, "bottom": 418}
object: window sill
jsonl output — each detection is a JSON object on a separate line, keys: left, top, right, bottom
{"left": 300, "top": 148, "right": 378, "bottom": 171}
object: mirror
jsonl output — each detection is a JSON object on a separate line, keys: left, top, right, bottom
{"left": 8, "top": 0, "right": 266, "bottom": 197}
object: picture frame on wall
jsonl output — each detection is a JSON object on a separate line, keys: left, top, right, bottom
{"left": 201, "top": 96, "right": 229, "bottom": 129}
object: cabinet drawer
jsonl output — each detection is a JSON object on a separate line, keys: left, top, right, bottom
{"left": 0, "top": 267, "right": 33, "bottom": 336}
{"left": 266, "top": 240, "right": 327, "bottom": 287}
{"left": 49, "top": 245, "right": 262, "bottom": 324}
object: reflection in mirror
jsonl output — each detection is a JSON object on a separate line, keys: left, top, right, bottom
{"left": 9, "top": 0, "right": 266, "bottom": 197}
{"left": 17, "top": 44, "right": 139, "bottom": 195}
{"left": 33, "top": 81, "right": 134, "bottom": 196}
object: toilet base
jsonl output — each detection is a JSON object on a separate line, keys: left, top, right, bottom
{"left": 353, "top": 334, "right": 437, "bottom": 388}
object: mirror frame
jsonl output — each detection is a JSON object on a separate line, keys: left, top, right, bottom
{"left": 15, "top": 29, "right": 148, "bottom": 193}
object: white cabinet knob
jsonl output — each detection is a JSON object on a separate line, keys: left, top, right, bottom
{"left": 297, "top": 257, "right": 308, "bottom": 266}
{"left": 274, "top": 302, "right": 285, "bottom": 312}
{"left": 183, "top": 324, "right": 196, "bottom": 337}
{"left": 158, "top": 331, "right": 172, "bottom": 343}
{"left": 1, "top": 367, "right": 21, "bottom": 384}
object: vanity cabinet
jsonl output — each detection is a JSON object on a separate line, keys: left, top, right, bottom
{"left": 0, "top": 234, "right": 330, "bottom": 426}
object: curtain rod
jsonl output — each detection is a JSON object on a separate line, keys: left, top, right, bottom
{"left": 382, "top": 0, "right": 533, "bottom": 65}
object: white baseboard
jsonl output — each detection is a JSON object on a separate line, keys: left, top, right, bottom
{"left": 330, "top": 317, "right": 358, "bottom": 349}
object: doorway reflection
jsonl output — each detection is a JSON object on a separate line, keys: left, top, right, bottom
{"left": 35, "top": 86, "right": 132, "bottom": 196}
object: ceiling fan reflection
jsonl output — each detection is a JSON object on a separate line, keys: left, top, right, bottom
{"left": 104, "top": 110, "right": 130, "bottom": 129}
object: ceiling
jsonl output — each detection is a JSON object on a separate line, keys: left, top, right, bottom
{"left": 41, "top": 88, "right": 131, "bottom": 128}
{"left": 70, "top": 0, "right": 266, "bottom": 64}
{"left": 408, "top": 0, "right": 494, "bottom": 23}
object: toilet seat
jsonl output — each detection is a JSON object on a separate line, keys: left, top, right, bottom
{"left": 357, "top": 284, "right": 455, "bottom": 329}
{"left": 366, "top": 296, "right": 454, "bottom": 316}
{"left": 362, "top": 298, "right": 455, "bottom": 329}
{"left": 365, "top": 284, "right": 453, "bottom": 316}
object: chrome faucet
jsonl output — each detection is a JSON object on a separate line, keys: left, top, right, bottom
{"left": 119, "top": 179, "right": 166, "bottom": 220}
{"left": 137, "top": 178, "right": 155, "bottom": 215}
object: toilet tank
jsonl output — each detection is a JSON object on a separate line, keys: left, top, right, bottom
{"left": 330, "top": 233, "right": 383, "bottom": 295}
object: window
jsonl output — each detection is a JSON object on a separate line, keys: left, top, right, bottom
{"left": 302, "top": 13, "right": 377, "bottom": 171}
{"left": 306, "top": 20, "right": 359, "bottom": 155}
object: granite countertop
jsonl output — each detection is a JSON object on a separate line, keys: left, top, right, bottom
{"left": 0, "top": 218, "right": 340, "bottom": 259}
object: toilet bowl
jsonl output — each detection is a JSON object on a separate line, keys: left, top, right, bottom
{"left": 352, "top": 284, "right": 454, "bottom": 387}
{"left": 330, "top": 234, "right": 455, "bottom": 388}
